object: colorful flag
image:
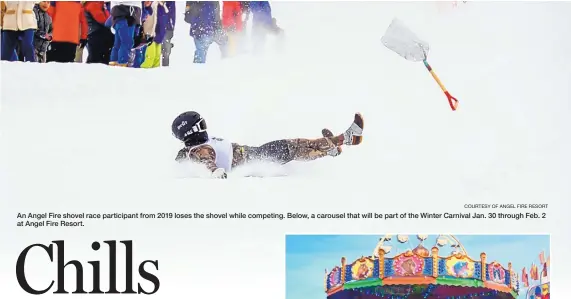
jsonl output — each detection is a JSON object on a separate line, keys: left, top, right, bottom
{"left": 522, "top": 267, "right": 529, "bottom": 287}
{"left": 539, "top": 251, "right": 546, "bottom": 264}
{"left": 530, "top": 263, "right": 539, "bottom": 280}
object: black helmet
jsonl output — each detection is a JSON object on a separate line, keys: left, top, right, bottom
{"left": 171, "top": 111, "right": 208, "bottom": 146}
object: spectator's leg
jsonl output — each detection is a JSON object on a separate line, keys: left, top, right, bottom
{"left": 152, "top": 43, "right": 162, "bottom": 67}
{"left": 141, "top": 42, "right": 161, "bottom": 68}
{"left": 16, "top": 37, "right": 25, "bottom": 61}
{"left": 35, "top": 50, "right": 46, "bottom": 63}
{"left": 45, "top": 42, "right": 76, "bottom": 63}
{"left": 1, "top": 30, "right": 18, "bottom": 61}
{"left": 102, "top": 30, "right": 115, "bottom": 65}
{"left": 89, "top": 30, "right": 115, "bottom": 64}
{"left": 214, "top": 31, "right": 229, "bottom": 59}
{"left": 139, "top": 45, "right": 147, "bottom": 67}
{"left": 46, "top": 42, "right": 58, "bottom": 62}
{"left": 110, "top": 20, "right": 125, "bottom": 65}
{"left": 117, "top": 21, "right": 135, "bottom": 66}
{"left": 109, "top": 33, "right": 121, "bottom": 64}
{"left": 226, "top": 30, "right": 236, "bottom": 57}
{"left": 251, "top": 23, "right": 268, "bottom": 54}
{"left": 87, "top": 35, "right": 104, "bottom": 64}
{"left": 62, "top": 42, "right": 78, "bottom": 63}
{"left": 21, "top": 29, "right": 37, "bottom": 62}
{"left": 86, "top": 38, "right": 96, "bottom": 63}
{"left": 75, "top": 45, "right": 84, "bottom": 62}
{"left": 193, "top": 35, "right": 210, "bottom": 63}
{"left": 140, "top": 42, "right": 153, "bottom": 68}
{"left": 161, "top": 29, "right": 174, "bottom": 66}
{"left": 132, "top": 46, "right": 143, "bottom": 68}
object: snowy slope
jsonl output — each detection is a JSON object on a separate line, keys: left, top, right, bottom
{"left": 2, "top": 1, "right": 570, "bottom": 195}
{"left": 0, "top": 2, "right": 570, "bottom": 298}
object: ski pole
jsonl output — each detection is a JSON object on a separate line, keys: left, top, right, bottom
{"left": 423, "top": 60, "right": 459, "bottom": 111}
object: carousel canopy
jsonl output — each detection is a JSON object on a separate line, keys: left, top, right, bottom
{"left": 324, "top": 235, "right": 518, "bottom": 299}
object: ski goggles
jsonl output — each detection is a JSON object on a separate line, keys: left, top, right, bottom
{"left": 181, "top": 118, "right": 207, "bottom": 138}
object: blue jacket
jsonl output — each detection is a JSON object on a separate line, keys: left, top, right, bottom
{"left": 184, "top": 1, "right": 221, "bottom": 38}
{"left": 249, "top": 1, "right": 272, "bottom": 26}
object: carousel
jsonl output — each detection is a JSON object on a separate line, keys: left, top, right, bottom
{"left": 324, "top": 235, "right": 519, "bottom": 299}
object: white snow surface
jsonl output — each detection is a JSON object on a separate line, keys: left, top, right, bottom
{"left": 3, "top": 1, "right": 570, "bottom": 196}
{"left": 0, "top": 2, "right": 570, "bottom": 205}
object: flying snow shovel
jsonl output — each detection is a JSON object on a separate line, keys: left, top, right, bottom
{"left": 381, "top": 19, "right": 459, "bottom": 111}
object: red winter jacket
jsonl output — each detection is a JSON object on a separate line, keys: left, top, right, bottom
{"left": 222, "top": 1, "right": 243, "bottom": 32}
{"left": 48, "top": 2, "right": 88, "bottom": 44}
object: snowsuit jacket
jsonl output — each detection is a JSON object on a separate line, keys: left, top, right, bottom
{"left": 48, "top": 1, "right": 88, "bottom": 44}
{"left": 1, "top": 1, "right": 37, "bottom": 31}
{"left": 33, "top": 4, "right": 52, "bottom": 54}
{"left": 184, "top": 1, "right": 222, "bottom": 38}
{"left": 164, "top": 1, "right": 175, "bottom": 31}
{"left": 249, "top": 1, "right": 272, "bottom": 26}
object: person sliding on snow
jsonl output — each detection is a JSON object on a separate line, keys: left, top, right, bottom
{"left": 171, "top": 111, "right": 364, "bottom": 179}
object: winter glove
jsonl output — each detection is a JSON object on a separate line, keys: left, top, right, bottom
{"left": 175, "top": 148, "right": 188, "bottom": 162}
{"left": 40, "top": 33, "right": 52, "bottom": 41}
{"left": 79, "top": 39, "right": 87, "bottom": 48}
{"left": 211, "top": 168, "right": 227, "bottom": 179}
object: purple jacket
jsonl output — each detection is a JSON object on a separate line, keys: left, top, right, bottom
{"left": 165, "top": 1, "right": 176, "bottom": 31}
{"left": 153, "top": 3, "right": 168, "bottom": 43}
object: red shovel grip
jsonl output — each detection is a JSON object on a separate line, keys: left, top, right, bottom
{"left": 445, "top": 91, "right": 459, "bottom": 111}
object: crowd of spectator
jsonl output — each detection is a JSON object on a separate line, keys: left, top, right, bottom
{"left": 0, "top": 1, "right": 284, "bottom": 67}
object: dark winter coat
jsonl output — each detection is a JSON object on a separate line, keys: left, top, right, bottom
{"left": 33, "top": 4, "right": 52, "bottom": 54}
{"left": 184, "top": 1, "right": 222, "bottom": 38}
{"left": 165, "top": 1, "right": 176, "bottom": 31}
{"left": 249, "top": 1, "right": 272, "bottom": 26}
{"left": 84, "top": 1, "right": 111, "bottom": 37}
{"left": 110, "top": 3, "right": 142, "bottom": 26}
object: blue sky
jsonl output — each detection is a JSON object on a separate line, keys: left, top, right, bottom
{"left": 285, "top": 235, "right": 550, "bottom": 299}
